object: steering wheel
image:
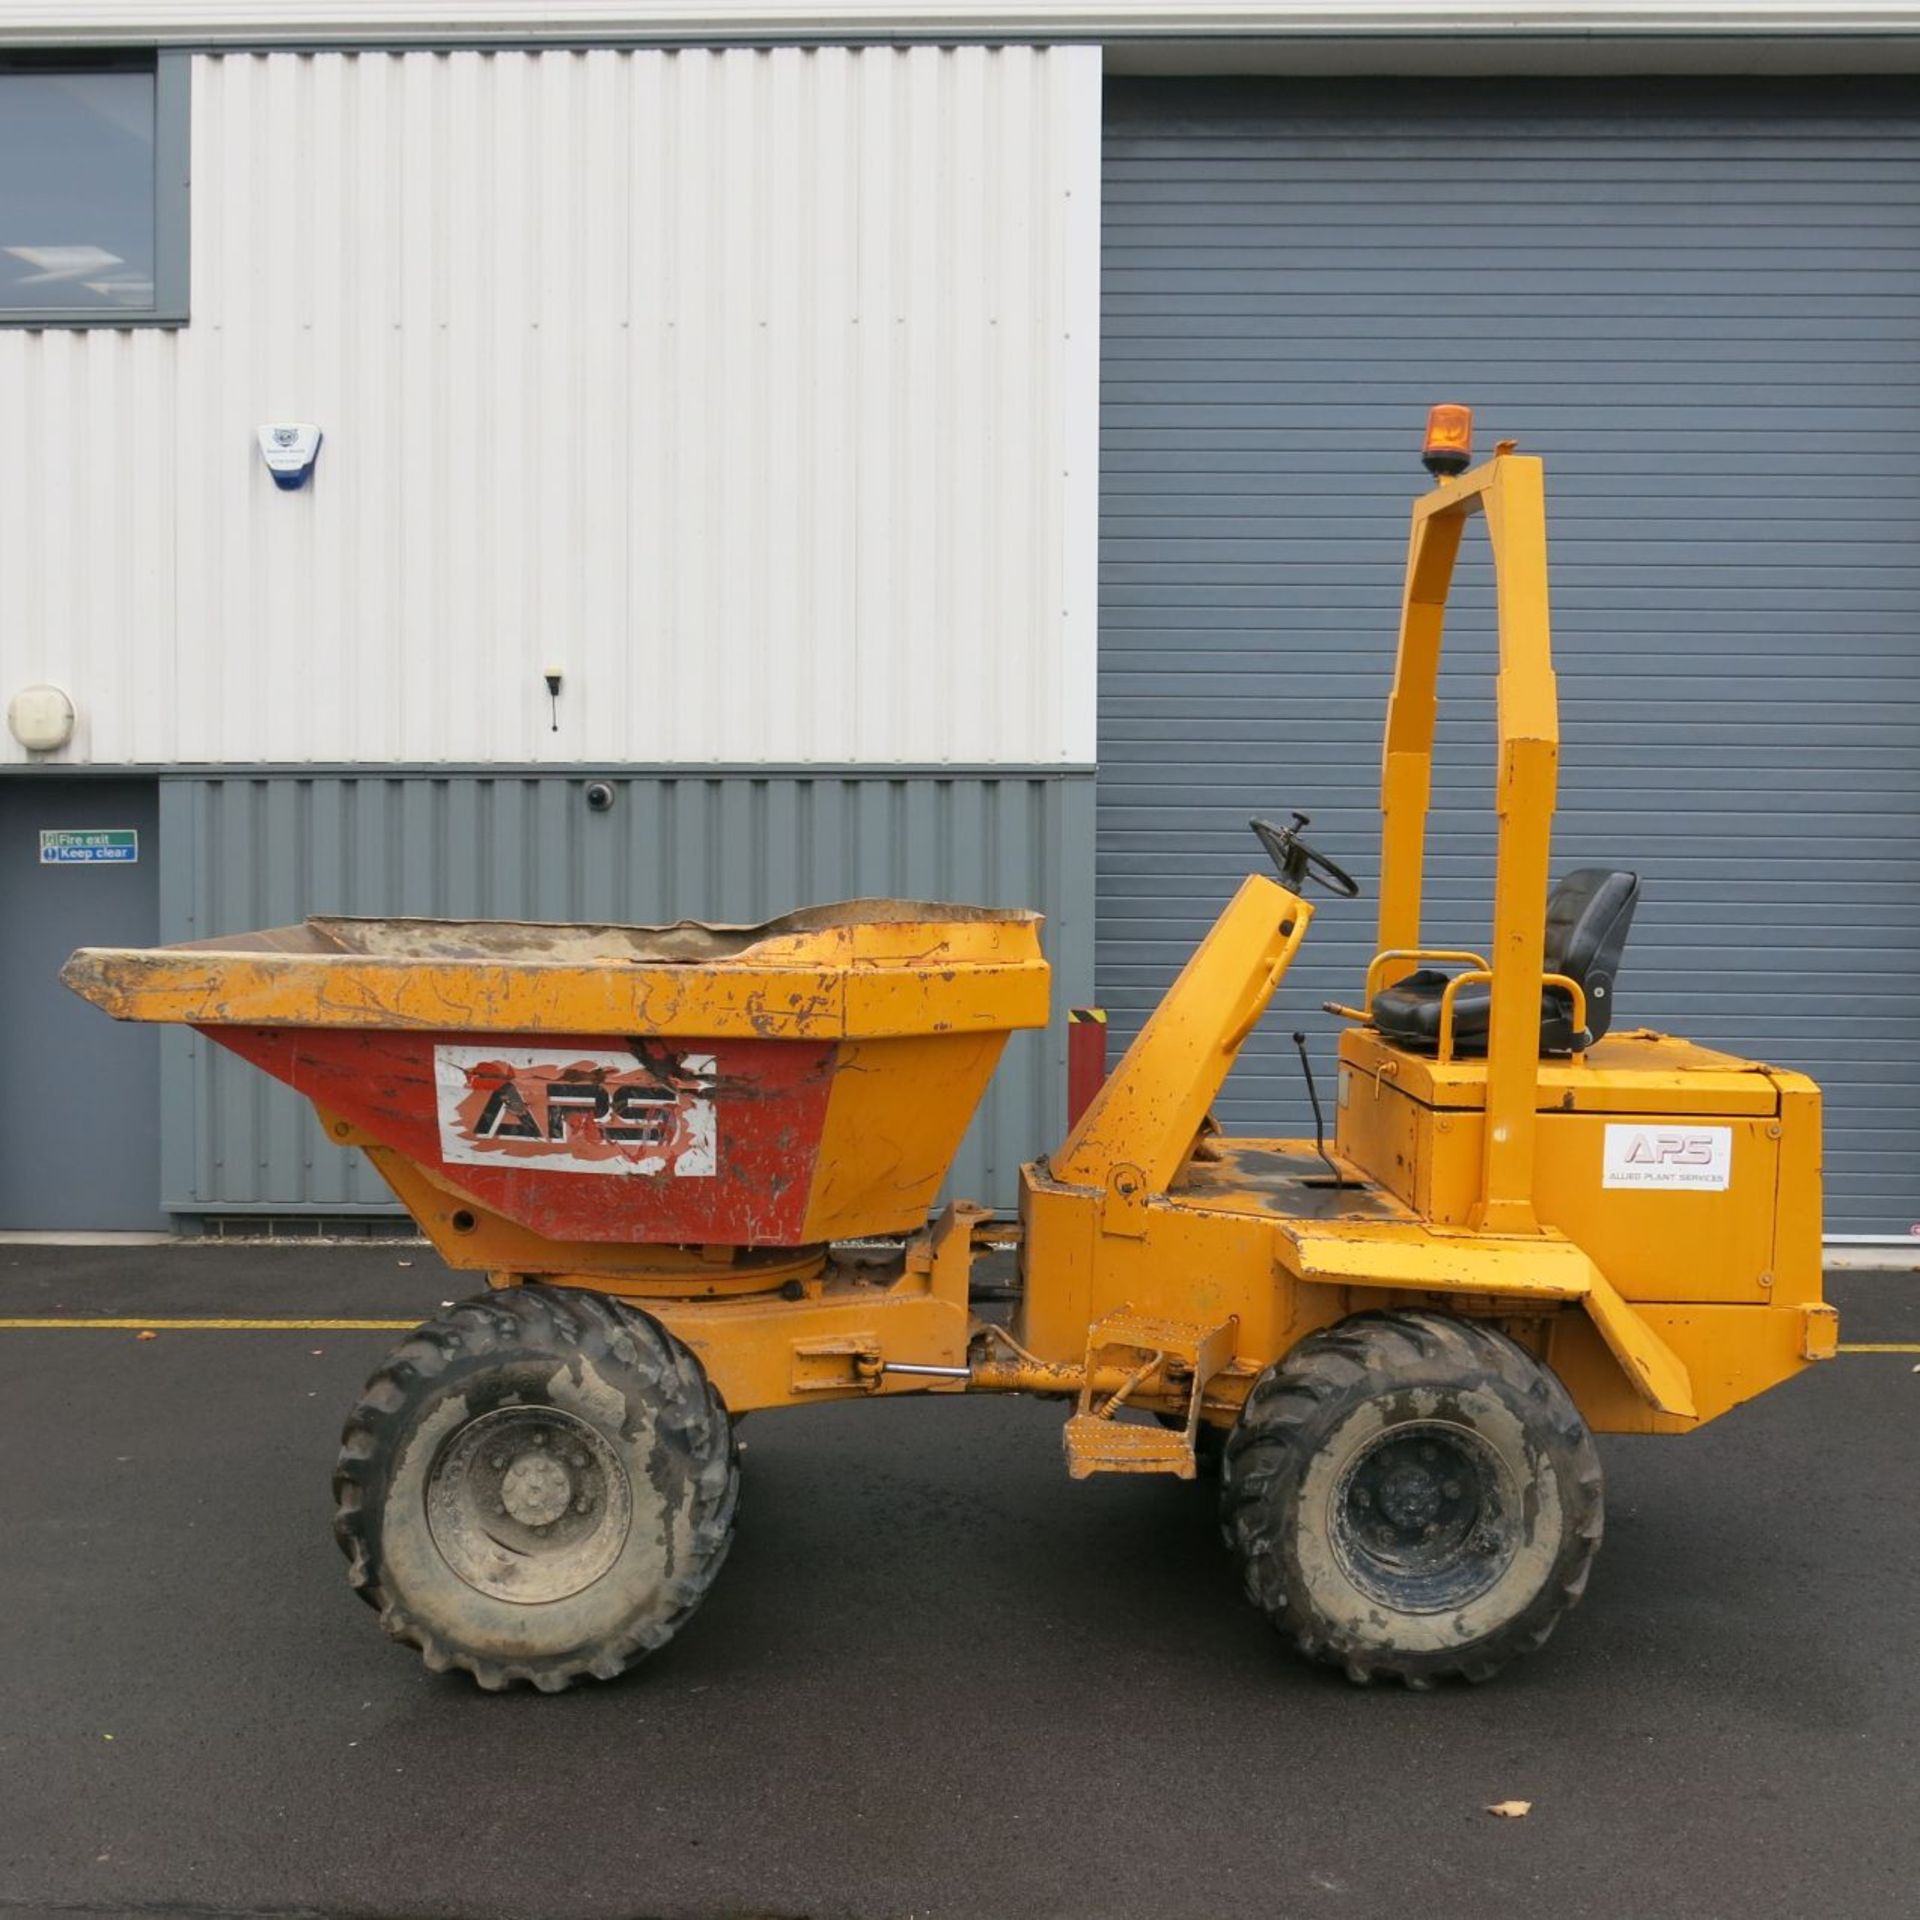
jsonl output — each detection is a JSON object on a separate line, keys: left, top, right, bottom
{"left": 1251, "top": 813, "right": 1361, "bottom": 899}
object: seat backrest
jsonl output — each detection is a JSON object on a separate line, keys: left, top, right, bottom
{"left": 1543, "top": 868, "right": 1639, "bottom": 1042}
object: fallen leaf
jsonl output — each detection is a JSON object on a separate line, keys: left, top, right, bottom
{"left": 135, "top": 1330, "right": 157, "bottom": 1342}
{"left": 310, "top": 1348, "right": 325, "bottom": 1356}
{"left": 1486, "top": 1800, "right": 1531, "bottom": 1819}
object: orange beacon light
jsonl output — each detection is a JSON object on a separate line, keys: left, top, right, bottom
{"left": 1422, "top": 403, "right": 1473, "bottom": 478}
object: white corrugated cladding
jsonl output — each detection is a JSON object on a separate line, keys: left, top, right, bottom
{"left": 0, "top": 45, "right": 1101, "bottom": 769}
{"left": 3, "top": 4, "right": 1919, "bottom": 45}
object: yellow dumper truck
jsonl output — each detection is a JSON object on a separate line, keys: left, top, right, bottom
{"left": 66, "top": 413, "right": 1832, "bottom": 1691}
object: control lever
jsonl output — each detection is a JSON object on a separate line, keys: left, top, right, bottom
{"left": 1292, "top": 1030, "right": 1361, "bottom": 1189}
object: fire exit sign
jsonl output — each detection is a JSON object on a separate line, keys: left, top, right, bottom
{"left": 40, "top": 829, "right": 139, "bottom": 865}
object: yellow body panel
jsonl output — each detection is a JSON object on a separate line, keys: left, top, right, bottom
{"left": 1341, "top": 1026, "right": 1782, "bottom": 1115}
{"left": 1015, "top": 1141, "right": 1723, "bottom": 1432}
{"left": 1546, "top": 1298, "right": 1833, "bottom": 1435}
{"left": 1053, "top": 874, "right": 1310, "bottom": 1193}
{"left": 651, "top": 1203, "right": 980, "bottom": 1412}
{"left": 1335, "top": 1029, "right": 1823, "bottom": 1310}
{"left": 802, "top": 1032, "right": 1013, "bottom": 1240}
{"left": 467, "top": 1202, "right": 986, "bottom": 1415}
{"left": 62, "top": 903, "right": 1050, "bottom": 1041}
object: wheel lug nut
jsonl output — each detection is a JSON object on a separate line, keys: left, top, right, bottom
{"left": 574, "top": 1495, "right": 591, "bottom": 1513}
{"left": 571, "top": 1452, "right": 588, "bottom": 1468}
{"left": 533, "top": 1432, "right": 549, "bottom": 1447}
{"left": 490, "top": 1455, "right": 507, "bottom": 1471}
{"left": 1442, "top": 1481, "right": 1461, "bottom": 1499}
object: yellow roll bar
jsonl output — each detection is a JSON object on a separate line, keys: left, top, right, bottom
{"left": 1374, "top": 446, "right": 1562, "bottom": 1234}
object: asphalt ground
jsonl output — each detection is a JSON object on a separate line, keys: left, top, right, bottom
{"left": 0, "top": 1245, "right": 1914, "bottom": 1920}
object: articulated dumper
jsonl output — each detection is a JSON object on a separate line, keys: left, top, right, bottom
{"left": 66, "top": 413, "right": 1833, "bottom": 1690}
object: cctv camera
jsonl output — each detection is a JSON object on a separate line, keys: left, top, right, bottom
{"left": 584, "top": 781, "right": 616, "bottom": 813}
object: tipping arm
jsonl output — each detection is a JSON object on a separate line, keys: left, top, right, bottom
{"left": 1051, "top": 875, "right": 1311, "bottom": 1196}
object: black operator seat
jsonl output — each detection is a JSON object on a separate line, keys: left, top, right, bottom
{"left": 1369, "top": 869, "right": 1641, "bottom": 1058}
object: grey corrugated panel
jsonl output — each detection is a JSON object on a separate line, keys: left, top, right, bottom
{"left": 158, "top": 772, "right": 1094, "bottom": 1218}
{"left": 1098, "top": 75, "right": 1920, "bottom": 1234}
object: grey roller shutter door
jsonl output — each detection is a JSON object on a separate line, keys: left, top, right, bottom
{"left": 1099, "top": 78, "right": 1920, "bottom": 1236}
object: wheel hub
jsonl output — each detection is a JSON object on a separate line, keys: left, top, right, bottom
{"left": 427, "top": 1406, "right": 634, "bottom": 1605}
{"left": 500, "top": 1451, "right": 573, "bottom": 1528}
{"left": 1376, "top": 1462, "right": 1443, "bottom": 1532}
{"left": 1332, "top": 1420, "right": 1518, "bottom": 1614}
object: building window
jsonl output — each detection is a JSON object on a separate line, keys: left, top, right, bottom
{"left": 0, "top": 53, "right": 188, "bottom": 325}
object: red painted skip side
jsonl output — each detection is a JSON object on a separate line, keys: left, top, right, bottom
{"left": 209, "top": 1026, "right": 838, "bottom": 1246}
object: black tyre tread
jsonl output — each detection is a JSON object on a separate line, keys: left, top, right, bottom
{"left": 1221, "top": 1309, "right": 1602, "bottom": 1688}
{"left": 333, "top": 1284, "right": 738, "bottom": 1693}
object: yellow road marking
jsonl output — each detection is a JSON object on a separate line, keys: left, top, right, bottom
{"left": 0, "top": 1317, "right": 418, "bottom": 1331}
{"left": 1837, "top": 1342, "right": 1920, "bottom": 1354}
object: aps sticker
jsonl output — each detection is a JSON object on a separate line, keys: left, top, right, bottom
{"left": 434, "top": 1045, "right": 717, "bottom": 1177}
{"left": 1602, "top": 1122, "right": 1732, "bottom": 1192}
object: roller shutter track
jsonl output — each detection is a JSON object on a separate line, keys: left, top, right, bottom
{"left": 1099, "top": 77, "right": 1920, "bottom": 1236}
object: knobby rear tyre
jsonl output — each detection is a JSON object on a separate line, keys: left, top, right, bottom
{"left": 1221, "top": 1309, "right": 1602, "bottom": 1687}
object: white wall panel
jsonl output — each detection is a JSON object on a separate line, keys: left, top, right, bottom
{"left": 0, "top": 45, "right": 1101, "bottom": 768}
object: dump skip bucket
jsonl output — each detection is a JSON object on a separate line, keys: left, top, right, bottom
{"left": 65, "top": 900, "right": 1049, "bottom": 1249}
